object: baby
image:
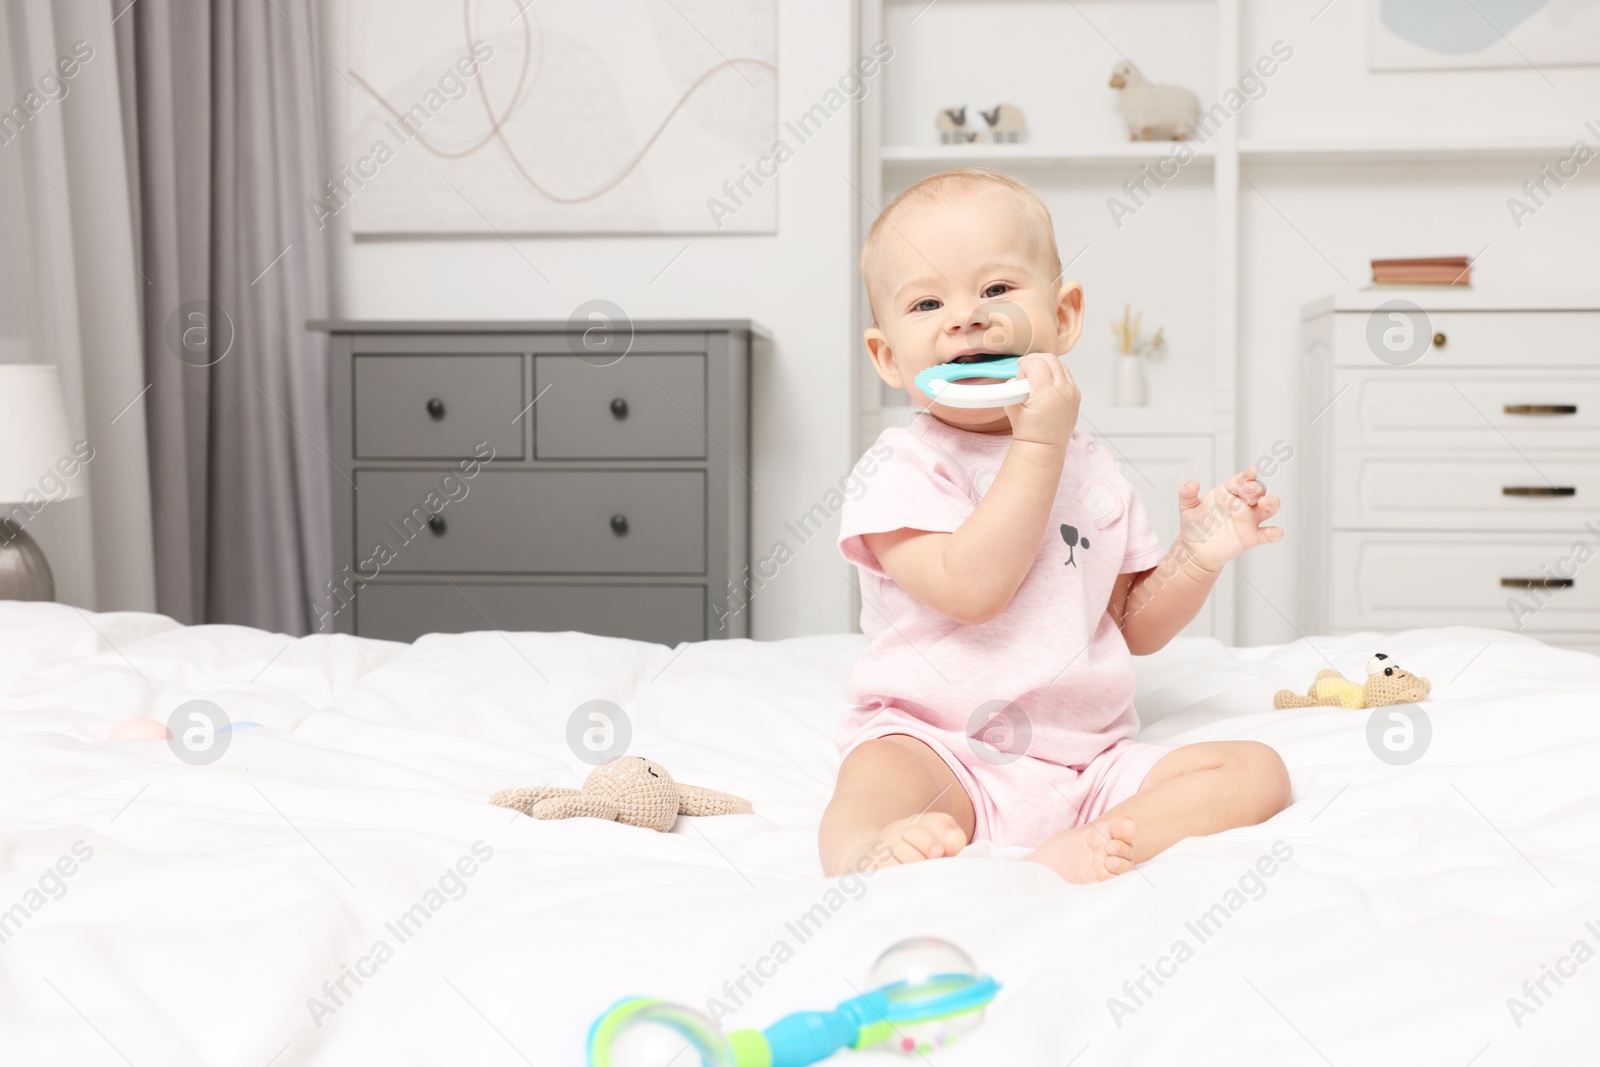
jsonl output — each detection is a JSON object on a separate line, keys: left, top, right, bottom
{"left": 820, "top": 169, "right": 1291, "bottom": 883}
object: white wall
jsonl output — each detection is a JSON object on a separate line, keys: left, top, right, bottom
{"left": 1234, "top": 0, "right": 1600, "bottom": 645}
{"left": 319, "top": 0, "right": 866, "bottom": 639}
{"left": 317, "top": 0, "right": 1600, "bottom": 646}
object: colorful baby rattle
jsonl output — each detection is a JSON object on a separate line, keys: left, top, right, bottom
{"left": 587, "top": 937, "right": 999, "bottom": 1066}
{"left": 914, "top": 356, "right": 1031, "bottom": 409}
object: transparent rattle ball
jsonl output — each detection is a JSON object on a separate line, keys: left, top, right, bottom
{"left": 865, "top": 937, "right": 987, "bottom": 1055}
{"left": 599, "top": 1001, "right": 735, "bottom": 1067}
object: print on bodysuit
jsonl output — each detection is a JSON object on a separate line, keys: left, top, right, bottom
{"left": 1060, "top": 523, "right": 1090, "bottom": 567}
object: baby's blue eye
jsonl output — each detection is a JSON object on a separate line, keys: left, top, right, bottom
{"left": 983, "top": 283, "right": 1011, "bottom": 298}
{"left": 912, "top": 298, "right": 941, "bottom": 312}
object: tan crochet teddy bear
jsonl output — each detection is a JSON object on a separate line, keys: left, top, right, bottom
{"left": 1273, "top": 653, "right": 1432, "bottom": 710}
{"left": 491, "top": 756, "right": 752, "bottom": 832}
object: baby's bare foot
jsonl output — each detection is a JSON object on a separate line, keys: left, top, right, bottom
{"left": 1025, "top": 817, "right": 1137, "bottom": 883}
{"left": 850, "top": 812, "right": 969, "bottom": 870}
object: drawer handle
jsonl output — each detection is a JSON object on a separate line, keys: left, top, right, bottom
{"left": 1500, "top": 577, "right": 1573, "bottom": 589}
{"left": 1432, "top": 331, "right": 1446, "bottom": 347}
{"left": 609, "top": 513, "right": 629, "bottom": 536}
{"left": 610, "top": 397, "right": 629, "bottom": 420}
{"left": 1503, "top": 404, "right": 1577, "bottom": 415}
{"left": 426, "top": 397, "right": 446, "bottom": 420}
{"left": 1502, "top": 486, "right": 1576, "bottom": 497}
{"left": 427, "top": 514, "right": 446, "bottom": 535}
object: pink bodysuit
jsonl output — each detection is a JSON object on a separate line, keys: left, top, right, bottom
{"left": 836, "top": 413, "right": 1175, "bottom": 850}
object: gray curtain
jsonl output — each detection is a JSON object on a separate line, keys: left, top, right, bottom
{"left": 0, "top": 0, "right": 157, "bottom": 613}
{"left": 114, "top": 0, "right": 332, "bottom": 634}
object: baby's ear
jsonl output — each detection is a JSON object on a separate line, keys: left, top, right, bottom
{"left": 864, "top": 327, "right": 903, "bottom": 387}
{"left": 1054, "top": 280, "right": 1085, "bottom": 352}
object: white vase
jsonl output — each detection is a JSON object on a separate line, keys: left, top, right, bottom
{"left": 1112, "top": 353, "right": 1148, "bottom": 406}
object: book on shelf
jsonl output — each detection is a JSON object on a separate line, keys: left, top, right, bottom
{"left": 1371, "top": 256, "right": 1471, "bottom": 286}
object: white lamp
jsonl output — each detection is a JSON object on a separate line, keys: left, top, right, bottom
{"left": 0, "top": 365, "right": 82, "bottom": 601}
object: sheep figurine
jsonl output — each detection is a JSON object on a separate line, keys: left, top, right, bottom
{"left": 980, "top": 104, "right": 1026, "bottom": 144}
{"left": 1109, "top": 61, "right": 1200, "bottom": 142}
{"left": 935, "top": 106, "right": 976, "bottom": 144}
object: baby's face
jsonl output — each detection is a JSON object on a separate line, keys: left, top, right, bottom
{"left": 864, "top": 187, "right": 1083, "bottom": 433}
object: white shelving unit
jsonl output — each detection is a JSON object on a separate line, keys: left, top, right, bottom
{"left": 881, "top": 142, "right": 1219, "bottom": 167}
{"left": 1237, "top": 135, "right": 1582, "bottom": 164}
{"left": 851, "top": 0, "right": 1590, "bottom": 642}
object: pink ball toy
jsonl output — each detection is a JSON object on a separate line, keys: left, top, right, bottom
{"left": 109, "top": 718, "right": 172, "bottom": 741}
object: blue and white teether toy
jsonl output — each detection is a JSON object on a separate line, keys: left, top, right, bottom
{"left": 914, "top": 357, "right": 1031, "bottom": 409}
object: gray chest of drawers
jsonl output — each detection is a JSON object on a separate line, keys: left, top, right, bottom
{"left": 1298, "top": 291, "right": 1600, "bottom": 655}
{"left": 311, "top": 320, "right": 762, "bottom": 645}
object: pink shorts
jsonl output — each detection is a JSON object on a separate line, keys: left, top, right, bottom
{"left": 842, "top": 718, "right": 1175, "bottom": 851}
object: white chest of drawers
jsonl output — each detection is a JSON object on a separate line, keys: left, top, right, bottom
{"left": 1299, "top": 292, "right": 1600, "bottom": 656}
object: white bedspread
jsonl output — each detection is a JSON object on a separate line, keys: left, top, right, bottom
{"left": 2, "top": 601, "right": 1597, "bottom": 1065}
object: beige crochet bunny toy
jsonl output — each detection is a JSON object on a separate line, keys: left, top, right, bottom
{"left": 491, "top": 756, "right": 751, "bottom": 832}
{"left": 1273, "top": 653, "right": 1432, "bottom": 710}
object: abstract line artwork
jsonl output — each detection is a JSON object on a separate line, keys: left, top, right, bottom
{"left": 345, "top": 0, "right": 778, "bottom": 234}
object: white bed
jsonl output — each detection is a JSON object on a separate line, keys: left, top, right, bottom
{"left": 2, "top": 601, "right": 1597, "bottom": 1065}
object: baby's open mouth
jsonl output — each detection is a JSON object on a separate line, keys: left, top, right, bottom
{"left": 941, "top": 350, "right": 1015, "bottom": 384}
{"left": 948, "top": 349, "right": 1011, "bottom": 365}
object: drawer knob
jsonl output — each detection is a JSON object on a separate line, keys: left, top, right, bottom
{"left": 1431, "top": 332, "right": 1446, "bottom": 347}
{"left": 1502, "top": 486, "right": 1577, "bottom": 497}
{"left": 426, "top": 397, "right": 446, "bottom": 420}
{"left": 1504, "top": 404, "right": 1578, "bottom": 416}
{"left": 427, "top": 514, "right": 446, "bottom": 535}
{"left": 1500, "top": 577, "right": 1573, "bottom": 589}
{"left": 609, "top": 513, "right": 629, "bottom": 536}
{"left": 610, "top": 397, "right": 629, "bottom": 420}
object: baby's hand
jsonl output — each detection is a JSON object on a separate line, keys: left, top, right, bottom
{"left": 1175, "top": 466, "right": 1282, "bottom": 572}
{"left": 1003, "top": 353, "right": 1080, "bottom": 449}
